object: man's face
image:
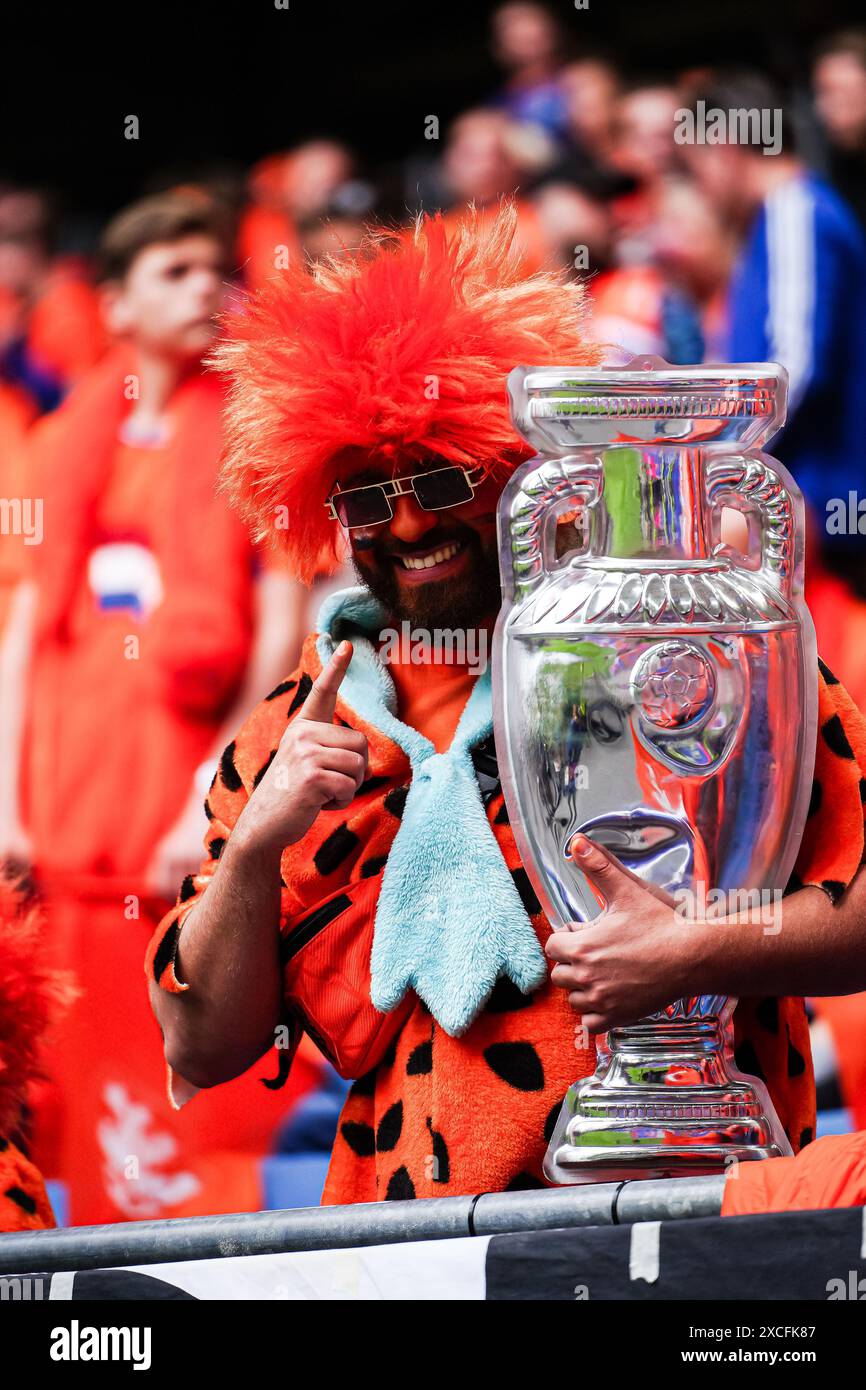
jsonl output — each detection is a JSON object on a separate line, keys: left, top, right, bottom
{"left": 679, "top": 141, "right": 751, "bottom": 220}
{"left": 104, "top": 234, "right": 224, "bottom": 362}
{"left": 336, "top": 455, "right": 506, "bottom": 631}
{"left": 814, "top": 53, "right": 866, "bottom": 150}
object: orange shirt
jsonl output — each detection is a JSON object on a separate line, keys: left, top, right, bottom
{"left": 383, "top": 645, "right": 481, "bottom": 753}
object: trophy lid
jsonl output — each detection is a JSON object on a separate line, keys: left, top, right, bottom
{"left": 508, "top": 356, "right": 788, "bottom": 451}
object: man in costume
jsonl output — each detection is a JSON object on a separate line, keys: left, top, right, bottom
{"left": 148, "top": 208, "right": 866, "bottom": 1202}
{"left": 4, "top": 192, "right": 322, "bottom": 1223}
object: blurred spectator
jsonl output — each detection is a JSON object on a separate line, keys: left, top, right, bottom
{"left": 441, "top": 110, "right": 549, "bottom": 270}
{"left": 490, "top": 1, "right": 569, "bottom": 138}
{"left": 584, "top": 181, "right": 731, "bottom": 363}
{"left": 237, "top": 140, "right": 361, "bottom": 289}
{"left": 607, "top": 84, "right": 683, "bottom": 264}
{"left": 0, "top": 186, "right": 106, "bottom": 412}
{"left": 532, "top": 180, "right": 612, "bottom": 275}
{"left": 682, "top": 71, "right": 866, "bottom": 552}
{"left": 813, "top": 29, "right": 866, "bottom": 231}
{"left": 561, "top": 58, "right": 621, "bottom": 163}
{"left": 1, "top": 191, "right": 320, "bottom": 1223}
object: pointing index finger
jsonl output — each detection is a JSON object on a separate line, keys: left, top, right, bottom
{"left": 300, "top": 640, "right": 353, "bottom": 724}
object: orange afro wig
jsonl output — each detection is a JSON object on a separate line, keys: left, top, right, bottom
{"left": 0, "top": 877, "right": 74, "bottom": 1136}
{"left": 213, "top": 204, "right": 600, "bottom": 583}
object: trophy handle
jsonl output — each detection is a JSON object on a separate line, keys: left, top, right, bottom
{"left": 704, "top": 453, "right": 796, "bottom": 597}
{"left": 502, "top": 456, "right": 602, "bottom": 602}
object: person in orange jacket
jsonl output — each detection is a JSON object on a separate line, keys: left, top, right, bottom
{"left": 1, "top": 191, "right": 322, "bottom": 1224}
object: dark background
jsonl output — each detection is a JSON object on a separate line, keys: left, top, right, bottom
{"left": 6, "top": 0, "right": 866, "bottom": 222}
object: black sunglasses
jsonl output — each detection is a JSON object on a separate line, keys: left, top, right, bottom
{"left": 325, "top": 464, "right": 486, "bottom": 530}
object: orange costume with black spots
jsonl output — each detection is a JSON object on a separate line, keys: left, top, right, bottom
{"left": 146, "top": 639, "right": 866, "bottom": 1201}
{"left": 146, "top": 209, "right": 866, "bottom": 1202}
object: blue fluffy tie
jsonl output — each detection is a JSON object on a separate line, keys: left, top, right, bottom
{"left": 315, "top": 587, "right": 547, "bottom": 1036}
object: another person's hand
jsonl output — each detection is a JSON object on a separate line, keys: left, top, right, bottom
{"left": 546, "top": 833, "right": 694, "bottom": 1032}
{"left": 234, "top": 641, "right": 368, "bottom": 856}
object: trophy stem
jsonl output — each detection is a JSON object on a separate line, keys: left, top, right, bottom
{"left": 544, "top": 1015, "right": 792, "bottom": 1186}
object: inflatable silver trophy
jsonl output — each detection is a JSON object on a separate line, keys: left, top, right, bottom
{"left": 492, "top": 357, "right": 817, "bottom": 1183}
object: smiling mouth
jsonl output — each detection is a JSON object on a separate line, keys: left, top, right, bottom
{"left": 398, "top": 541, "right": 462, "bottom": 571}
{"left": 388, "top": 539, "right": 471, "bottom": 585}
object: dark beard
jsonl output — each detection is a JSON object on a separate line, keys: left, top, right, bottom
{"left": 351, "top": 524, "right": 503, "bottom": 631}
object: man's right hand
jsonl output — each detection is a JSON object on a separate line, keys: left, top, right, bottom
{"left": 235, "top": 640, "right": 368, "bottom": 855}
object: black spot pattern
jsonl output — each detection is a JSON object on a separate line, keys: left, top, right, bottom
{"left": 341, "top": 1121, "right": 376, "bottom": 1157}
{"left": 822, "top": 879, "right": 846, "bottom": 902}
{"left": 208, "top": 837, "right": 226, "bottom": 861}
{"left": 5, "top": 1185, "right": 36, "bottom": 1215}
{"left": 800, "top": 1126, "right": 814, "bottom": 1148}
{"left": 787, "top": 1030, "right": 806, "bottom": 1078}
{"left": 384, "top": 785, "right": 410, "bottom": 820}
{"left": 485, "top": 976, "right": 534, "bottom": 1014}
{"left": 407, "top": 1040, "right": 433, "bottom": 1075}
{"left": 494, "top": 799, "right": 510, "bottom": 825}
{"left": 755, "top": 997, "right": 779, "bottom": 1035}
{"left": 544, "top": 1098, "right": 564, "bottom": 1144}
{"left": 426, "top": 1117, "right": 450, "bottom": 1184}
{"left": 203, "top": 799, "right": 214, "bottom": 822}
{"left": 349, "top": 1068, "right": 377, "bottom": 1099}
{"left": 484, "top": 1041, "right": 545, "bottom": 1091}
{"left": 360, "top": 775, "right": 391, "bottom": 796}
{"left": 511, "top": 867, "right": 542, "bottom": 916}
{"left": 260, "top": 1048, "right": 292, "bottom": 1091}
{"left": 505, "top": 1171, "right": 545, "bottom": 1191}
{"left": 152, "top": 922, "right": 180, "bottom": 983}
{"left": 266, "top": 678, "right": 297, "bottom": 701}
{"left": 253, "top": 750, "right": 277, "bottom": 789}
{"left": 807, "top": 779, "right": 822, "bottom": 819}
{"left": 179, "top": 875, "right": 196, "bottom": 902}
{"left": 360, "top": 856, "right": 388, "bottom": 879}
{"left": 376, "top": 1102, "right": 403, "bottom": 1152}
{"left": 821, "top": 714, "right": 855, "bottom": 760}
{"left": 288, "top": 673, "right": 313, "bottom": 715}
{"left": 860, "top": 778, "right": 866, "bottom": 804}
{"left": 818, "top": 658, "right": 839, "bottom": 686}
{"left": 385, "top": 1166, "right": 415, "bottom": 1200}
{"left": 219, "top": 741, "right": 243, "bottom": 792}
{"left": 734, "top": 1039, "right": 767, "bottom": 1083}
{"left": 313, "top": 824, "right": 360, "bottom": 876}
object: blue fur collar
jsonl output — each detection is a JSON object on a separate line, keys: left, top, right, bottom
{"left": 315, "top": 586, "right": 546, "bottom": 1035}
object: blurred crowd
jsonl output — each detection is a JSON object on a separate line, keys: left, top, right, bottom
{"left": 2, "top": 2, "right": 866, "bottom": 1224}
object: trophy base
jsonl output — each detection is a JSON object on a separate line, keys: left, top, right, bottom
{"left": 544, "top": 1017, "right": 792, "bottom": 1186}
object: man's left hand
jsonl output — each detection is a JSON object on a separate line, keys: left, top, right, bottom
{"left": 546, "top": 833, "right": 697, "bottom": 1033}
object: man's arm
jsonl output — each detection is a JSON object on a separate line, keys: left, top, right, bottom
{"left": 546, "top": 835, "right": 866, "bottom": 1033}
{"left": 150, "top": 639, "right": 368, "bottom": 1089}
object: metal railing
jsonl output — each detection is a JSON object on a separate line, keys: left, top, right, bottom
{"left": 0, "top": 1174, "right": 725, "bottom": 1274}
